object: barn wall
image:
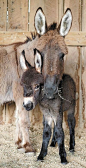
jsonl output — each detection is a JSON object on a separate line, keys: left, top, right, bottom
{"left": 81, "top": 0, "right": 86, "bottom": 128}
{"left": 0, "top": 0, "right": 86, "bottom": 128}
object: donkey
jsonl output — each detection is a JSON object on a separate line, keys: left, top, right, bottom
{"left": 0, "top": 7, "right": 73, "bottom": 155}
{"left": 0, "top": 46, "right": 36, "bottom": 152}
{"left": 20, "top": 50, "right": 44, "bottom": 111}
{"left": 33, "top": 8, "right": 76, "bottom": 164}
{"left": 20, "top": 51, "right": 76, "bottom": 164}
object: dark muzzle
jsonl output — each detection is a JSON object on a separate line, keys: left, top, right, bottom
{"left": 44, "top": 76, "right": 58, "bottom": 99}
{"left": 23, "top": 101, "right": 33, "bottom": 111}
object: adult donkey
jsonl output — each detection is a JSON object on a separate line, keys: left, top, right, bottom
{"left": 0, "top": 7, "right": 72, "bottom": 155}
{"left": 33, "top": 8, "right": 74, "bottom": 163}
{"left": 20, "top": 51, "right": 76, "bottom": 164}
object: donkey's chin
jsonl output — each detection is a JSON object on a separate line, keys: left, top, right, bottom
{"left": 25, "top": 106, "right": 33, "bottom": 111}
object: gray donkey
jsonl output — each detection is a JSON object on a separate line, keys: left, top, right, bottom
{"left": 20, "top": 50, "right": 76, "bottom": 164}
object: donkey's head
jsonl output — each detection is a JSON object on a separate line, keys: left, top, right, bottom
{"left": 34, "top": 8, "right": 72, "bottom": 99}
{"left": 20, "top": 50, "right": 44, "bottom": 111}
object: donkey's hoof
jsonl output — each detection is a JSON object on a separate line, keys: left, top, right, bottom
{"left": 15, "top": 139, "right": 22, "bottom": 146}
{"left": 25, "top": 146, "right": 36, "bottom": 153}
{"left": 61, "top": 157, "right": 68, "bottom": 165}
{"left": 37, "top": 155, "right": 44, "bottom": 161}
{"left": 23, "top": 142, "right": 36, "bottom": 153}
{"left": 16, "top": 142, "right": 22, "bottom": 149}
{"left": 17, "top": 145, "right": 22, "bottom": 149}
{"left": 50, "top": 141, "right": 56, "bottom": 147}
{"left": 69, "top": 148, "right": 75, "bottom": 153}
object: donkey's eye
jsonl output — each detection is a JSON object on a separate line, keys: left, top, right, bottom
{"left": 35, "top": 84, "right": 40, "bottom": 90}
{"left": 24, "top": 92, "right": 32, "bottom": 97}
{"left": 26, "top": 93, "right": 31, "bottom": 97}
{"left": 59, "top": 53, "right": 64, "bottom": 60}
{"left": 41, "top": 84, "right": 44, "bottom": 90}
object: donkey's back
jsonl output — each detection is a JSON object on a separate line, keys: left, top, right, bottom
{"left": 0, "top": 48, "right": 17, "bottom": 104}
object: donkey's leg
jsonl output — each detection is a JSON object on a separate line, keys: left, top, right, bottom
{"left": 18, "top": 107, "right": 35, "bottom": 152}
{"left": 13, "top": 82, "right": 34, "bottom": 152}
{"left": 50, "top": 123, "right": 57, "bottom": 147}
{"left": 67, "top": 102, "right": 76, "bottom": 152}
{"left": 15, "top": 106, "right": 22, "bottom": 147}
{"left": 37, "top": 115, "right": 52, "bottom": 161}
{"left": 55, "top": 110, "right": 68, "bottom": 164}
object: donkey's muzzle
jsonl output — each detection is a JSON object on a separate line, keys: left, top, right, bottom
{"left": 44, "top": 84, "right": 58, "bottom": 99}
{"left": 44, "top": 76, "right": 58, "bottom": 99}
{"left": 23, "top": 101, "right": 33, "bottom": 111}
{"left": 45, "top": 89, "right": 57, "bottom": 99}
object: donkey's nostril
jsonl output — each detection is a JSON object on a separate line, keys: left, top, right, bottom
{"left": 23, "top": 102, "right": 25, "bottom": 107}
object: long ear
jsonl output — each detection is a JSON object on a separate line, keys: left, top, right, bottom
{"left": 20, "top": 50, "right": 31, "bottom": 71}
{"left": 34, "top": 7, "right": 47, "bottom": 35}
{"left": 58, "top": 8, "right": 72, "bottom": 37}
{"left": 34, "top": 49, "right": 42, "bottom": 73}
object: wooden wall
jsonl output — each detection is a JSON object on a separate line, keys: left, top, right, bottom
{"left": 0, "top": 0, "right": 86, "bottom": 128}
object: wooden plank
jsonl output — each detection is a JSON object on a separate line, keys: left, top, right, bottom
{"left": 82, "top": 0, "right": 86, "bottom": 127}
{"left": 65, "top": 32, "right": 86, "bottom": 46}
{"left": 58, "top": 0, "right": 63, "bottom": 23}
{"left": 7, "top": 0, "right": 28, "bottom": 31}
{"left": 64, "top": 0, "right": 81, "bottom": 127}
{"left": 29, "top": 0, "right": 59, "bottom": 32}
{"left": 0, "top": 31, "right": 31, "bottom": 45}
{"left": 29, "top": 0, "right": 43, "bottom": 32}
{"left": 0, "top": 31, "right": 86, "bottom": 45}
{"left": 64, "top": 0, "right": 80, "bottom": 30}
{"left": 0, "top": 0, "right": 7, "bottom": 31}
{"left": 43, "top": 0, "right": 59, "bottom": 26}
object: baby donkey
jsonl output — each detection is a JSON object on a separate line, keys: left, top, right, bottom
{"left": 20, "top": 51, "right": 76, "bottom": 164}
{"left": 20, "top": 50, "right": 44, "bottom": 111}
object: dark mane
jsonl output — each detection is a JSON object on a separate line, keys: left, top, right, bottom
{"left": 25, "top": 32, "right": 37, "bottom": 43}
{"left": 47, "top": 22, "right": 57, "bottom": 32}
{"left": 14, "top": 32, "right": 37, "bottom": 50}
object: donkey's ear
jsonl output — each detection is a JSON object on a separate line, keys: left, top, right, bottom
{"left": 34, "top": 49, "right": 42, "bottom": 73}
{"left": 20, "top": 50, "right": 31, "bottom": 71}
{"left": 34, "top": 7, "right": 47, "bottom": 35}
{"left": 58, "top": 8, "right": 72, "bottom": 37}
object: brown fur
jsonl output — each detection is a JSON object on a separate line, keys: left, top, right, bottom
{"left": 0, "top": 8, "right": 72, "bottom": 155}
{"left": 0, "top": 42, "right": 35, "bottom": 152}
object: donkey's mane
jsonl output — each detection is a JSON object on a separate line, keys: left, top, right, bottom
{"left": 47, "top": 22, "right": 57, "bottom": 32}
{"left": 14, "top": 32, "right": 37, "bottom": 50}
{"left": 0, "top": 22, "right": 57, "bottom": 51}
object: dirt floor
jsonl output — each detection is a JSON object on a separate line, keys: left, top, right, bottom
{"left": 0, "top": 123, "right": 86, "bottom": 168}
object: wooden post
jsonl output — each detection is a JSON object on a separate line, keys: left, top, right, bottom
{"left": 0, "top": 0, "right": 7, "bottom": 30}
{"left": 7, "top": 0, "right": 28, "bottom": 31}
{"left": 82, "top": 0, "right": 86, "bottom": 127}
{"left": 29, "top": 0, "right": 59, "bottom": 31}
